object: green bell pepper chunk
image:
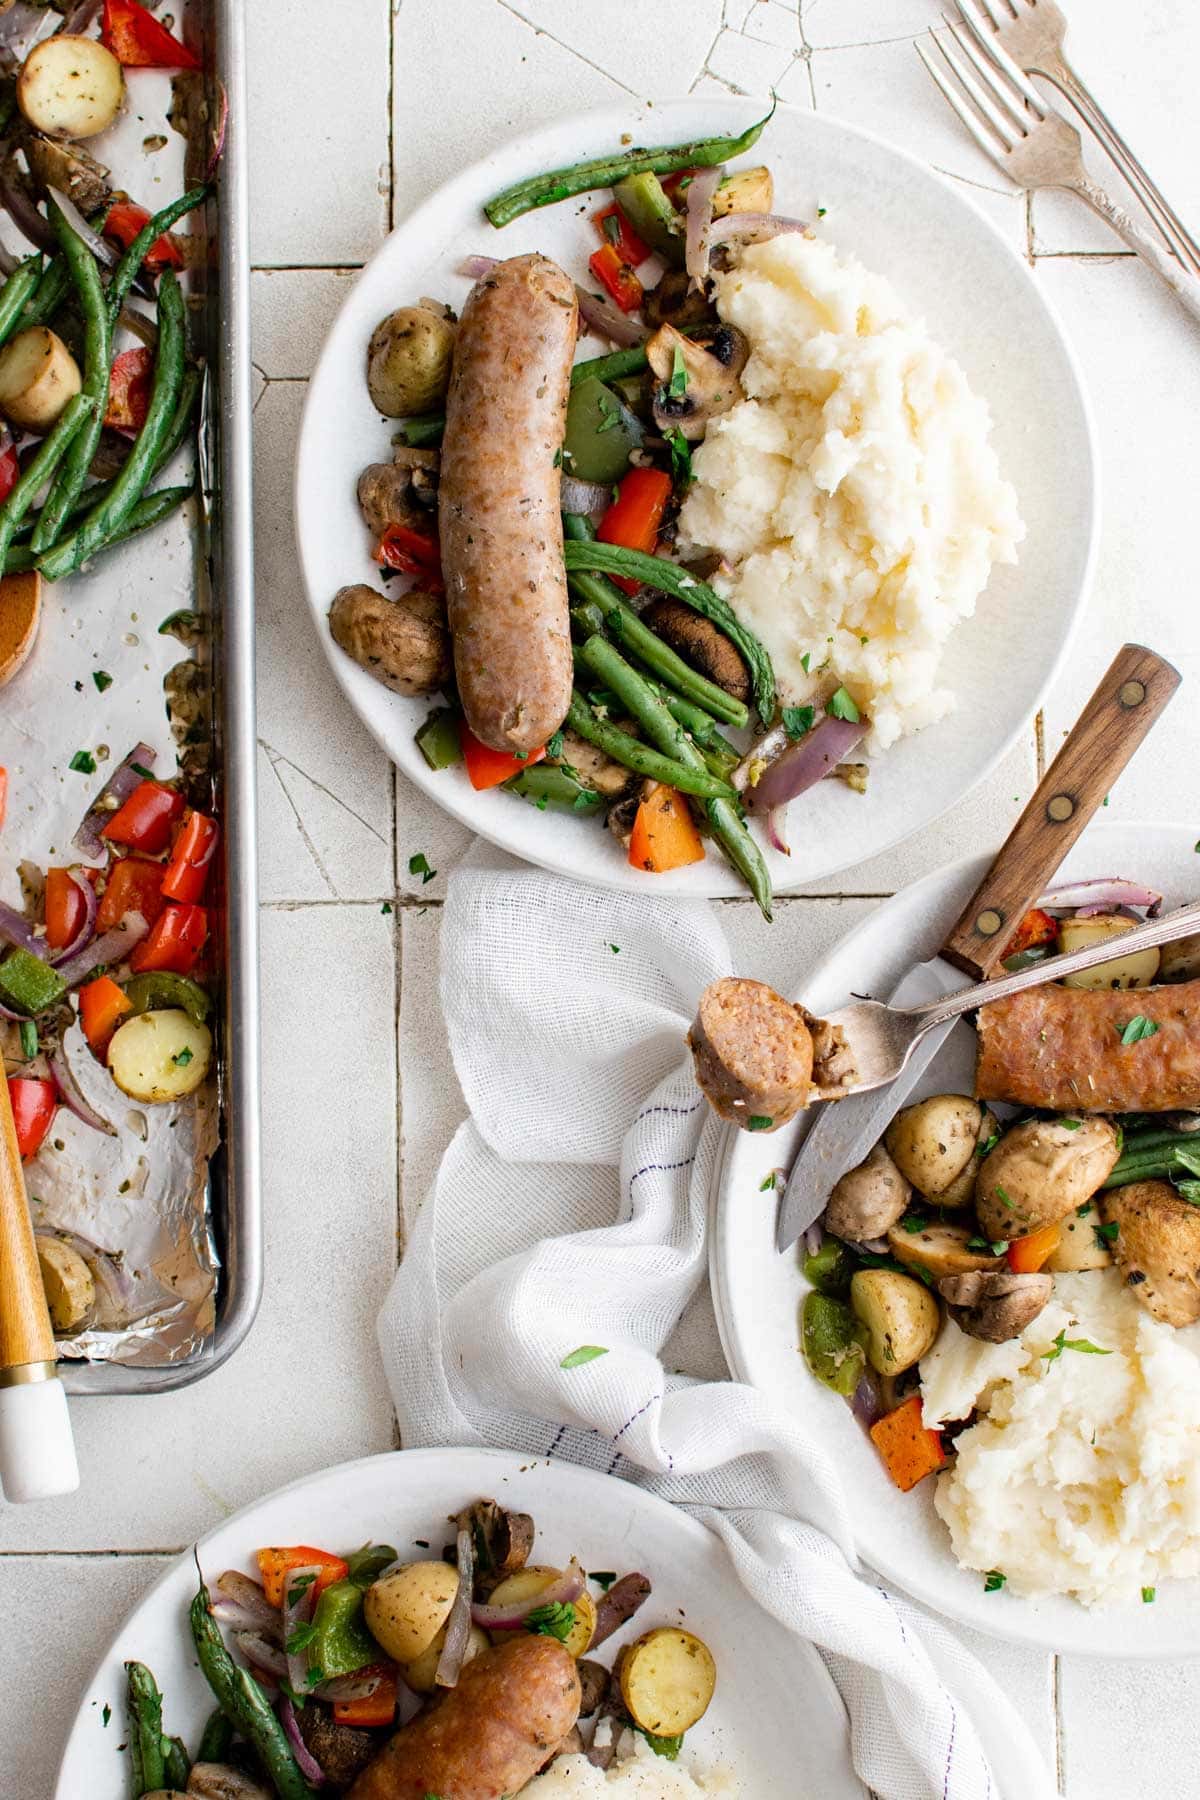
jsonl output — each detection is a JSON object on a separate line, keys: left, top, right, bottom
{"left": 416, "top": 705, "right": 461, "bottom": 771}
{"left": 801, "top": 1292, "right": 868, "bottom": 1398}
{"left": 0, "top": 948, "right": 67, "bottom": 1017}
{"left": 563, "top": 377, "right": 644, "bottom": 485}
{"left": 503, "top": 764, "right": 606, "bottom": 816}
{"left": 309, "top": 1579, "right": 378, "bottom": 1679}
{"left": 346, "top": 1543, "right": 398, "bottom": 1588}
{"left": 121, "top": 971, "right": 211, "bottom": 1024}
{"left": 803, "top": 1237, "right": 856, "bottom": 1300}
{"left": 613, "top": 172, "right": 684, "bottom": 265}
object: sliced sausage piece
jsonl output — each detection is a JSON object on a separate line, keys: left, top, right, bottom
{"left": 688, "top": 977, "right": 814, "bottom": 1131}
{"left": 348, "top": 1636, "right": 581, "bottom": 1800}
{"left": 976, "top": 979, "right": 1200, "bottom": 1113}
{"left": 438, "top": 254, "right": 576, "bottom": 755}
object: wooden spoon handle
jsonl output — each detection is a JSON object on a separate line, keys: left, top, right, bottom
{"left": 0, "top": 1072, "right": 54, "bottom": 1369}
{"left": 940, "top": 643, "right": 1181, "bottom": 981}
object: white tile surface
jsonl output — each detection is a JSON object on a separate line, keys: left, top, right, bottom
{"left": 9, "top": 3, "right": 1200, "bottom": 1794}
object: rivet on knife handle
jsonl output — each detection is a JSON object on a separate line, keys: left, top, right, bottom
{"left": 940, "top": 643, "right": 1181, "bottom": 982}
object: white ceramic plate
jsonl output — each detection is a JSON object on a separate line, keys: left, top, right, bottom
{"left": 710, "top": 822, "right": 1200, "bottom": 1657}
{"left": 295, "top": 96, "right": 1096, "bottom": 896}
{"left": 56, "top": 1446, "right": 862, "bottom": 1798}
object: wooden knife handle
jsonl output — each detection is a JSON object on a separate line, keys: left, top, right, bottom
{"left": 941, "top": 643, "right": 1181, "bottom": 981}
{"left": 0, "top": 1072, "right": 54, "bottom": 1369}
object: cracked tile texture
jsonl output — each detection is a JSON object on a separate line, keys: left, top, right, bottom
{"left": 4, "top": 3, "right": 1200, "bottom": 1796}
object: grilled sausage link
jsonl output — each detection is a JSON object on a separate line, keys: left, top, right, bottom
{"left": 438, "top": 254, "right": 576, "bottom": 754}
{"left": 976, "top": 978, "right": 1200, "bottom": 1112}
{"left": 348, "top": 1636, "right": 582, "bottom": 1800}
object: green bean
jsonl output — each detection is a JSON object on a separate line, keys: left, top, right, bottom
{"left": 1103, "top": 1129, "right": 1200, "bottom": 1191}
{"left": 32, "top": 197, "right": 113, "bottom": 553}
{"left": 124, "top": 1661, "right": 166, "bottom": 1796}
{"left": 569, "top": 323, "right": 708, "bottom": 390}
{"left": 189, "top": 1584, "right": 311, "bottom": 1800}
{"left": 108, "top": 185, "right": 208, "bottom": 322}
{"left": 566, "top": 694, "right": 734, "bottom": 800}
{"left": 0, "top": 393, "right": 95, "bottom": 572}
{"left": 564, "top": 539, "right": 775, "bottom": 725}
{"left": 22, "top": 255, "right": 71, "bottom": 330}
{"left": 576, "top": 632, "right": 709, "bottom": 774}
{"left": 160, "top": 1734, "right": 190, "bottom": 1789}
{"left": 705, "top": 795, "right": 774, "bottom": 921}
{"left": 484, "top": 103, "right": 775, "bottom": 227}
{"left": 504, "top": 762, "right": 606, "bottom": 815}
{"left": 195, "top": 1707, "right": 233, "bottom": 1765}
{"left": 39, "top": 269, "right": 185, "bottom": 581}
{"left": 5, "top": 483, "right": 194, "bottom": 572}
{"left": 645, "top": 679, "right": 739, "bottom": 759}
{"left": 398, "top": 412, "right": 444, "bottom": 447}
{"left": 0, "top": 257, "right": 44, "bottom": 352}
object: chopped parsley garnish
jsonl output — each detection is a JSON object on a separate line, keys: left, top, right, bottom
{"left": 826, "top": 686, "right": 860, "bottom": 723}
{"left": 1076, "top": 1201, "right": 1093, "bottom": 1217}
{"left": 526, "top": 1601, "right": 576, "bottom": 1641}
{"left": 101, "top": 1703, "right": 111, "bottom": 1727}
{"left": 595, "top": 396, "right": 620, "bottom": 433}
{"left": 1042, "top": 1330, "right": 1112, "bottom": 1364}
{"left": 666, "top": 428, "right": 692, "bottom": 484}
{"left": 172, "top": 1046, "right": 194, "bottom": 1067}
{"left": 781, "top": 704, "right": 815, "bottom": 741}
{"left": 638, "top": 1729, "right": 684, "bottom": 1760}
{"left": 1095, "top": 1220, "right": 1120, "bottom": 1244}
{"left": 760, "top": 1172, "right": 777, "bottom": 1191}
{"left": 747, "top": 1115, "right": 774, "bottom": 1131}
{"left": 560, "top": 1345, "right": 608, "bottom": 1369}
{"left": 69, "top": 750, "right": 96, "bottom": 774}
{"left": 130, "top": 762, "right": 155, "bottom": 780}
{"left": 408, "top": 852, "right": 436, "bottom": 885}
{"left": 994, "top": 1185, "right": 1014, "bottom": 1211}
{"left": 977, "top": 1131, "right": 1000, "bottom": 1158}
{"left": 285, "top": 1622, "right": 318, "bottom": 1654}
{"left": 287, "top": 1573, "right": 317, "bottom": 1603}
{"left": 1061, "top": 1118, "right": 1081, "bottom": 1130}
{"left": 588, "top": 1571, "right": 617, "bottom": 1589}
{"left": 18, "top": 1019, "right": 37, "bottom": 1059}
{"left": 552, "top": 446, "right": 562, "bottom": 467}
{"left": 609, "top": 943, "right": 620, "bottom": 954}
{"left": 902, "top": 1215, "right": 931, "bottom": 1233}
{"left": 92, "top": 670, "right": 113, "bottom": 692}
{"left": 546, "top": 730, "right": 565, "bottom": 757}
{"left": 669, "top": 344, "right": 688, "bottom": 398}
{"left": 1118, "top": 1015, "right": 1159, "bottom": 1045}
{"left": 1142, "top": 1586, "right": 1156, "bottom": 1604}
{"left": 967, "top": 1235, "right": 1008, "bottom": 1254}
{"left": 800, "top": 652, "right": 811, "bottom": 673}
{"left": 983, "top": 1570, "right": 1006, "bottom": 1593}
{"left": 381, "top": 902, "right": 392, "bottom": 914}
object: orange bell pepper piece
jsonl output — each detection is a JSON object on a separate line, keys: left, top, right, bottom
{"left": 1007, "top": 1221, "right": 1062, "bottom": 1274}
{"left": 333, "top": 1666, "right": 398, "bottom": 1728}
{"left": 597, "top": 467, "right": 673, "bottom": 595}
{"left": 592, "top": 202, "right": 650, "bottom": 267}
{"left": 257, "top": 1545, "right": 349, "bottom": 1610}
{"left": 78, "top": 975, "right": 132, "bottom": 1056}
{"left": 869, "top": 1395, "right": 946, "bottom": 1493}
{"left": 1002, "top": 907, "right": 1058, "bottom": 961}
{"left": 587, "top": 242, "right": 644, "bottom": 314}
{"left": 460, "top": 723, "right": 546, "bottom": 792}
{"left": 628, "top": 786, "right": 705, "bottom": 874}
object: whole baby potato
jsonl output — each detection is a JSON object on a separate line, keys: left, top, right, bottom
{"left": 825, "top": 1143, "right": 911, "bottom": 1243}
{"left": 364, "top": 1561, "right": 459, "bottom": 1664}
{"left": 975, "top": 1117, "right": 1120, "bottom": 1242}
{"left": 885, "top": 1095, "right": 985, "bottom": 1201}
{"left": 849, "top": 1268, "right": 940, "bottom": 1376}
{"left": 367, "top": 305, "right": 455, "bottom": 417}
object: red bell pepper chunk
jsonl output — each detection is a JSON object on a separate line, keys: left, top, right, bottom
{"left": 333, "top": 1666, "right": 398, "bottom": 1729}
{"left": 44, "top": 867, "right": 89, "bottom": 952}
{"left": 0, "top": 440, "right": 17, "bottom": 507}
{"left": 130, "top": 902, "right": 207, "bottom": 975}
{"left": 257, "top": 1545, "right": 349, "bottom": 1610}
{"left": 103, "top": 780, "right": 185, "bottom": 855}
{"left": 1002, "top": 906, "right": 1058, "bottom": 961}
{"left": 96, "top": 856, "right": 166, "bottom": 934}
{"left": 105, "top": 347, "right": 154, "bottom": 435}
{"left": 161, "top": 810, "right": 219, "bottom": 905}
{"left": 587, "top": 243, "right": 643, "bottom": 315}
{"left": 592, "top": 202, "right": 650, "bottom": 268}
{"left": 459, "top": 723, "right": 546, "bottom": 792}
{"left": 377, "top": 523, "right": 443, "bottom": 590}
{"left": 661, "top": 168, "right": 699, "bottom": 202}
{"left": 101, "top": 0, "right": 200, "bottom": 69}
{"left": 597, "top": 466, "right": 673, "bottom": 595}
{"left": 8, "top": 1077, "right": 56, "bottom": 1160}
{"left": 104, "top": 202, "right": 185, "bottom": 271}
{"left": 78, "top": 975, "right": 132, "bottom": 1056}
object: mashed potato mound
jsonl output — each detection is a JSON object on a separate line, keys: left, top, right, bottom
{"left": 677, "top": 233, "right": 1024, "bottom": 751}
{"left": 532, "top": 1730, "right": 738, "bottom": 1795}
{"left": 921, "top": 1271, "right": 1200, "bottom": 1606}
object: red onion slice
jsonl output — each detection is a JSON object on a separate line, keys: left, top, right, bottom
{"left": 283, "top": 1563, "right": 321, "bottom": 1694}
{"left": 458, "top": 254, "right": 498, "bottom": 279}
{"left": 116, "top": 303, "right": 158, "bottom": 349}
{"left": 49, "top": 1043, "right": 116, "bottom": 1136}
{"left": 743, "top": 716, "right": 867, "bottom": 815}
{"left": 1034, "top": 878, "right": 1162, "bottom": 914}
{"left": 802, "top": 1221, "right": 824, "bottom": 1258}
{"left": 214, "top": 1570, "right": 283, "bottom": 1640}
{"left": 470, "top": 1558, "right": 585, "bottom": 1630}
{"left": 49, "top": 867, "right": 98, "bottom": 966}
{"left": 395, "top": 1670, "right": 424, "bottom": 1727}
{"left": 0, "top": 900, "right": 48, "bottom": 959}
{"left": 684, "top": 165, "right": 722, "bottom": 285}
{"left": 0, "top": 161, "right": 55, "bottom": 253}
{"left": 311, "top": 1669, "right": 383, "bottom": 1703}
{"left": 435, "top": 1523, "right": 475, "bottom": 1688}
{"left": 850, "top": 1370, "right": 885, "bottom": 1430}
{"left": 279, "top": 1695, "right": 326, "bottom": 1787}
{"left": 560, "top": 474, "right": 611, "bottom": 518}
{"left": 763, "top": 806, "right": 790, "bottom": 857}
{"left": 55, "top": 910, "right": 148, "bottom": 988}
{"left": 46, "top": 186, "right": 117, "bottom": 267}
{"left": 234, "top": 1631, "right": 288, "bottom": 1682}
{"left": 73, "top": 742, "right": 157, "bottom": 857}
{"left": 59, "top": 0, "right": 103, "bottom": 32}
{"left": 205, "top": 80, "right": 229, "bottom": 182}
{"left": 708, "top": 212, "right": 811, "bottom": 253}
{"left": 575, "top": 282, "right": 645, "bottom": 347}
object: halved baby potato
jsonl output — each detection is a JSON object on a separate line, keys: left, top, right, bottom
{"left": 106, "top": 1008, "right": 212, "bottom": 1102}
{"left": 17, "top": 35, "right": 124, "bottom": 139}
{"left": 485, "top": 1565, "right": 597, "bottom": 1659}
{"left": 0, "top": 327, "right": 81, "bottom": 432}
{"left": 619, "top": 1627, "right": 717, "bottom": 1737}
{"left": 402, "top": 1621, "right": 489, "bottom": 1693}
{"left": 36, "top": 1236, "right": 94, "bottom": 1331}
{"left": 850, "top": 1268, "right": 941, "bottom": 1376}
{"left": 712, "top": 165, "right": 773, "bottom": 217}
{"left": 364, "top": 1560, "right": 459, "bottom": 1664}
{"left": 1058, "top": 914, "right": 1160, "bottom": 990}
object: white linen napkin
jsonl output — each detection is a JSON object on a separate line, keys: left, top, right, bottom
{"left": 377, "top": 844, "right": 1059, "bottom": 1800}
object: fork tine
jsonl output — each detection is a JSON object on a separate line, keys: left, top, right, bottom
{"left": 974, "top": 0, "right": 1013, "bottom": 25}
{"left": 916, "top": 37, "right": 1012, "bottom": 160}
{"left": 925, "top": 29, "right": 1021, "bottom": 149}
{"left": 952, "top": 0, "right": 1045, "bottom": 115}
{"left": 943, "top": 17, "right": 1040, "bottom": 133}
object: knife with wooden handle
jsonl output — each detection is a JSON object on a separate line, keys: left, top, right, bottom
{"left": 775, "top": 642, "right": 1181, "bottom": 1252}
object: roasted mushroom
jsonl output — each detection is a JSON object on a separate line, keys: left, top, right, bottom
{"left": 549, "top": 728, "right": 632, "bottom": 798}
{"left": 295, "top": 1708, "right": 377, "bottom": 1787}
{"left": 25, "top": 134, "right": 111, "bottom": 212}
{"left": 646, "top": 322, "right": 749, "bottom": 441}
{"left": 975, "top": 1117, "right": 1120, "bottom": 1242}
{"left": 328, "top": 583, "right": 451, "bottom": 697}
{"left": 641, "top": 596, "right": 750, "bottom": 704}
{"left": 643, "top": 268, "right": 717, "bottom": 332}
{"left": 937, "top": 1270, "right": 1054, "bottom": 1343}
{"left": 825, "top": 1143, "right": 912, "bottom": 1243}
{"left": 357, "top": 462, "right": 430, "bottom": 540}
{"left": 185, "top": 1769, "right": 273, "bottom": 1800}
{"left": 1100, "top": 1179, "right": 1200, "bottom": 1326}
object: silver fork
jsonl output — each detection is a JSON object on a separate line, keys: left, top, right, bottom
{"left": 954, "top": 0, "right": 1200, "bottom": 275}
{"left": 813, "top": 898, "right": 1200, "bottom": 1101}
{"left": 918, "top": 23, "right": 1200, "bottom": 327}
